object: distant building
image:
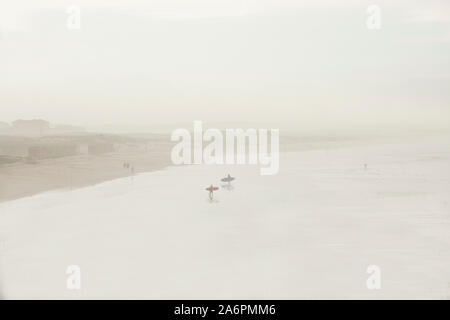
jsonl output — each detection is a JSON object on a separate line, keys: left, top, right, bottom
{"left": 12, "top": 119, "right": 50, "bottom": 137}
{"left": 0, "top": 145, "right": 29, "bottom": 157}
{"left": 28, "top": 143, "right": 78, "bottom": 160}
{"left": 75, "top": 137, "right": 115, "bottom": 155}
{"left": 87, "top": 142, "right": 115, "bottom": 155}
{"left": 0, "top": 136, "right": 31, "bottom": 157}
{"left": 0, "top": 133, "right": 115, "bottom": 161}
{"left": 52, "top": 124, "right": 85, "bottom": 135}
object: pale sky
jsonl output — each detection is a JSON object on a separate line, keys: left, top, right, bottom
{"left": 1, "top": 0, "right": 450, "bottom": 131}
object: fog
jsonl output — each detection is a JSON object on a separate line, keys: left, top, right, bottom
{"left": 1, "top": 0, "right": 450, "bottom": 132}
{"left": 1, "top": 1, "right": 450, "bottom": 300}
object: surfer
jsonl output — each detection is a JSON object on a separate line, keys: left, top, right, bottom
{"left": 206, "top": 185, "right": 219, "bottom": 200}
{"left": 221, "top": 174, "right": 235, "bottom": 185}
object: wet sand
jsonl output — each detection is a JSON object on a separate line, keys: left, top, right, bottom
{"left": 0, "top": 135, "right": 449, "bottom": 299}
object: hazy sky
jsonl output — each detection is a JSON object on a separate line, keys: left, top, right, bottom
{"left": 1, "top": 0, "right": 450, "bottom": 130}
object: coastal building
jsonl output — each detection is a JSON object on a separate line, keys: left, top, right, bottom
{"left": 28, "top": 143, "right": 78, "bottom": 160}
{"left": 87, "top": 142, "right": 115, "bottom": 155}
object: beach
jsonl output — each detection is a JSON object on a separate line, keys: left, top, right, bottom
{"left": 0, "top": 144, "right": 171, "bottom": 203}
{"left": 0, "top": 135, "right": 449, "bottom": 299}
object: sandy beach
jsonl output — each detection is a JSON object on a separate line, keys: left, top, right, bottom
{"left": 0, "top": 132, "right": 349, "bottom": 203}
{"left": 0, "top": 135, "right": 449, "bottom": 299}
{"left": 0, "top": 144, "right": 172, "bottom": 203}
{"left": 2, "top": 0, "right": 450, "bottom": 305}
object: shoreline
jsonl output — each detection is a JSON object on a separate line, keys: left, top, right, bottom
{"left": 0, "top": 150, "right": 171, "bottom": 203}
{"left": 2, "top": 132, "right": 448, "bottom": 204}
{"left": 1, "top": 136, "right": 449, "bottom": 298}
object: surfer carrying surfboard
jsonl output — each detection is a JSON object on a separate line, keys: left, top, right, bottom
{"left": 221, "top": 174, "right": 235, "bottom": 185}
{"left": 206, "top": 185, "right": 219, "bottom": 200}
